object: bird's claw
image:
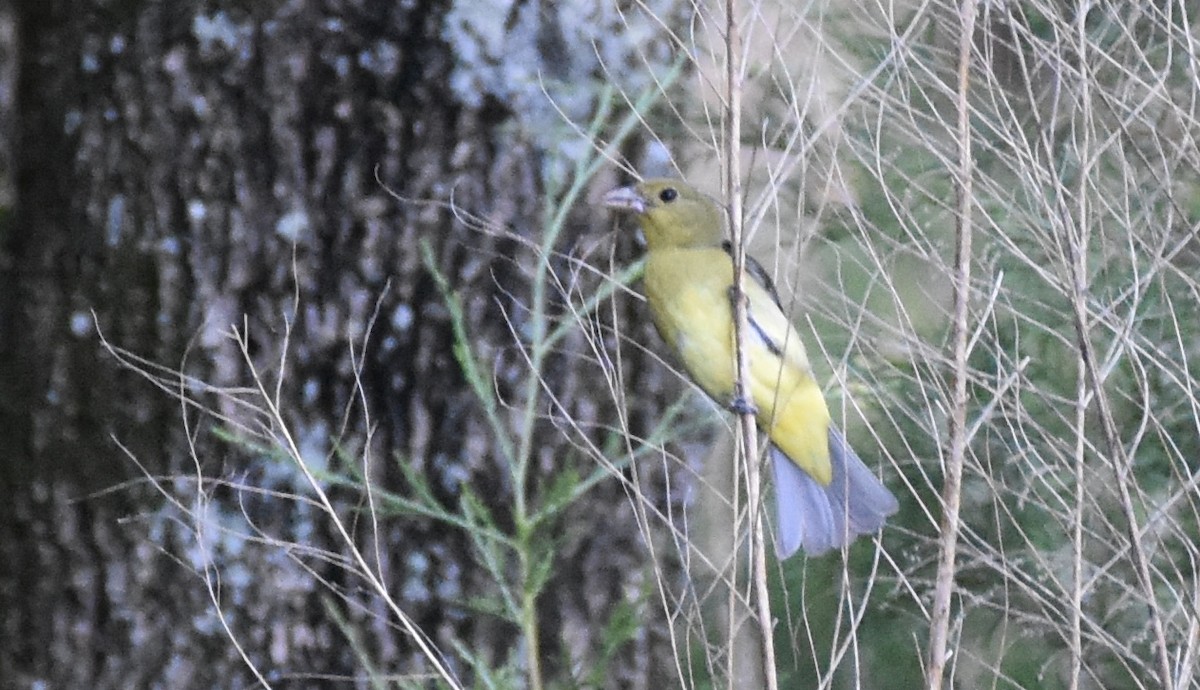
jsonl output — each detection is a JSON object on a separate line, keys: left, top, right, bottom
{"left": 726, "top": 285, "right": 743, "bottom": 306}
{"left": 729, "top": 396, "right": 758, "bottom": 416}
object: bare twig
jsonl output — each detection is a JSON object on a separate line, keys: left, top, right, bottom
{"left": 1062, "top": 14, "right": 1174, "bottom": 685}
{"left": 926, "top": 1, "right": 978, "bottom": 687}
{"left": 723, "top": 1, "right": 777, "bottom": 688}
{"left": 231, "top": 324, "right": 462, "bottom": 689}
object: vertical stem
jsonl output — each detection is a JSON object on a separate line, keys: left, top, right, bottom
{"left": 926, "top": 1, "right": 977, "bottom": 687}
{"left": 723, "top": 2, "right": 777, "bottom": 689}
{"left": 1070, "top": 346, "right": 1086, "bottom": 690}
{"left": 1066, "top": 8, "right": 1173, "bottom": 688}
{"left": 1064, "top": 206, "right": 1174, "bottom": 690}
{"left": 521, "top": 542, "right": 544, "bottom": 690}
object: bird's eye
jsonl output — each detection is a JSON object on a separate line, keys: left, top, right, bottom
{"left": 658, "top": 188, "right": 678, "bottom": 203}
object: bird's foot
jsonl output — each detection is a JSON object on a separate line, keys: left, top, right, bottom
{"left": 726, "top": 285, "right": 744, "bottom": 307}
{"left": 729, "top": 395, "right": 758, "bottom": 416}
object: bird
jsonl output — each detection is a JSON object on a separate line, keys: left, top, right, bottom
{"left": 602, "top": 178, "right": 898, "bottom": 558}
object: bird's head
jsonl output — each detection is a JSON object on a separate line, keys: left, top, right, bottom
{"left": 602, "top": 179, "right": 724, "bottom": 251}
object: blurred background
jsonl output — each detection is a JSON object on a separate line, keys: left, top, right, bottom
{"left": 2, "top": 1, "right": 1198, "bottom": 688}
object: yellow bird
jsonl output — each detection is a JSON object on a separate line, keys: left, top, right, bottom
{"left": 603, "top": 179, "right": 898, "bottom": 557}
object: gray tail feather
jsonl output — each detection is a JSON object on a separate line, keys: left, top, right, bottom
{"left": 772, "top": 426, "right": 899, "bottom": 559}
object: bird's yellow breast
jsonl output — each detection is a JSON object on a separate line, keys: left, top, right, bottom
{"left": 644, "top": 248, "right": 738, "bottom": 400}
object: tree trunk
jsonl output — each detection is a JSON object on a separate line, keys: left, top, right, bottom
{"left": 0, "top": 1, "right": 683, "bottom": 687}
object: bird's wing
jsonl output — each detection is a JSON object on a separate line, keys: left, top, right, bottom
{"left": 723, "top": 247, "right": 813, "bottom": 376}
{"left": 729, "top": 248, "right": 834, "bottom": 485}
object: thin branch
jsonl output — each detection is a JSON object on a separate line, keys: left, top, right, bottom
{"left": 1061, "top": 7, "right": 1174, "bottom": 688}
{"left": 723, "top": 0, "right": 777, "bottom": 688}
{"left": 926, "top": 1, "right": 978, "bottom": 687}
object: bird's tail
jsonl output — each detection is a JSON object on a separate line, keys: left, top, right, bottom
{"left": 771, "top": 426, "right": 899, "bottom": 559}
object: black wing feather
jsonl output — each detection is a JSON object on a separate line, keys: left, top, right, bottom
{"left": 722, "top": 241, "right": 784, "bottom": 356}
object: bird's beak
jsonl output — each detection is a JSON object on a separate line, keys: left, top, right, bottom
{"left": 601, "top": 186, "right": 646, "bottom": 214}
